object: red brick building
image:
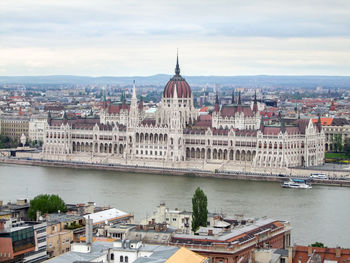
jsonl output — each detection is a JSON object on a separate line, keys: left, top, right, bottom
{"left": 292, "top": 245, "right": 350, "bottom": 263}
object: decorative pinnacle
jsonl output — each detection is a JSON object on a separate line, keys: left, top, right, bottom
{"left": 175, "top": 50, "right": 180, "bottom": 75}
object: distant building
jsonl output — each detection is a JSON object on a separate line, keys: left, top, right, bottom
{"left": 29, "top": 114, "right": 48, "bottom": 143}
{"left": 0, "top": 114, "right": 30, "bottom": 142}
{"left": 313, "top": 117, "right": 350, "bottom": 151}
{"left": 41, "top": 55, "right": 325, "bottom": 172}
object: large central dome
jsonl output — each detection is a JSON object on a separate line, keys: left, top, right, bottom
{"left": 163, "top": 55, "right": 192, "bottom": 98}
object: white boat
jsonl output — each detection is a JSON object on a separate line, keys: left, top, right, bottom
{"left": 281, "top": 179, "right": 312, "bottom": 189}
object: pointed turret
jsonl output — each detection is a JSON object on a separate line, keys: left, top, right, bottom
{"left": 103, "top": 87, "right": 107, "bottom": 109}
{"left": 132, "top": 80, "right": 137, "bottom": 100}
{"left": 253, "top": 90, "right": 258, "bottom": 112}
{"left": 260, "top": 115, "right": 265, "bottom": 132}
{"left": 317, "top": 113, "right": 322, "bottom": 131}
{"left": 237, "top": 91, "right": 242, "bottom": 112}
{"left": 63, "top": 111, "right": 67, "bottom": 120}
{"left": 281, "top": 117, "right": 286, "bottom": 133}
{"left": 47, "top": 110, "right": 52, "bottom": 126}
{"left": 214, "top": 92, "right": 220, "bottom": 112}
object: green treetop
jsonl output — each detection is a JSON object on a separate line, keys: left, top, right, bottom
{"left": 28, "top": 194, "right": 67, "bottom": 220}
{"left": 192, "top": 187, "right": 208, "bottom": 232}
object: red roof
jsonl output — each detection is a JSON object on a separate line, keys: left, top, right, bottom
{"left": 199, "top": 107, "right": 208, "bottom": 112}
{"left": 163, "top": 77, "right": 191, "bottom": 98}
{"left": 220, "top": 105, "right": 254, "bottom": 117}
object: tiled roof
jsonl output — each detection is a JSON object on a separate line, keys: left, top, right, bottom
{"left": 220, "top": 105, "right": 254, "bottom": 117}
{"left": 312, "top": 118, "right": 333, "bottom": 126}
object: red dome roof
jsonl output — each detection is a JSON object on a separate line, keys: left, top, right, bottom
{"left": 163, "top": 76, "right": 191, "bottom": 98}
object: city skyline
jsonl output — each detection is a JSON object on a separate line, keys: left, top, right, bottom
{"left": 1, "top": 0, "right": 350, "bottom": 76}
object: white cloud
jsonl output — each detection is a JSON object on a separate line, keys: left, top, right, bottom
{"left": 0, "top": 0, "right": 350, "bottom": 75}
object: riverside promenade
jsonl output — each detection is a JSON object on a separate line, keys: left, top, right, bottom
{"left": 1, "top": 157, "right": 350, "bottom": 187}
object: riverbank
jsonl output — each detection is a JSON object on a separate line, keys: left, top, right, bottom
{"left": 1, "top": 157, "right": 350, "bottom": 187}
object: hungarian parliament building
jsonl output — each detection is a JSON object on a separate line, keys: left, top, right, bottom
{"left": 42, "top": 57, "right": 325, "bottom": 173}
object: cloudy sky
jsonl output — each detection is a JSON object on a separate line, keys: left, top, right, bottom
{"left": 1, "top": 0, "right": 350, "bottom": 76}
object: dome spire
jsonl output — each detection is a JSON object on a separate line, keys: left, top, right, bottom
{"left": 175, "top": 49, "right": 180, "bottom": 75}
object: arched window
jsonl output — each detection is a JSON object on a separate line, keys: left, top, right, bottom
{"left": 120, "top": 256, "right": 124, "bottom": 262}
{"left": 111, "top": 253, "right": 114, "bottom": 260}
{"left": 125, "top": 256, "right": 129, "bottom": 262}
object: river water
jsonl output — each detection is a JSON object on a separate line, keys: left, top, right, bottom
{"left": 0, "top": 164, "right": 349, "bottom": 247}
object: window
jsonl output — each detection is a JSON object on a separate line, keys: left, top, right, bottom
{"left": 120, "top": 256, "right": 124, "bottom": 262}
{"left": 125, "top": 256, "right": 129, "bottom": 262}
{"left": 172, "top": 218, "right": 177, "bottom": 221}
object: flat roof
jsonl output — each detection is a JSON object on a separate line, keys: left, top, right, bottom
{"left": 83, "top": 208, "right": 130, "bottom": 225}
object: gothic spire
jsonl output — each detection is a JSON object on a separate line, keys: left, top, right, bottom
{"left": 237, "top": 91, "right": 242, "bottom": 112}
{"left": 253, "top": 90, "right": 258, "bottom": 112}
{"left": 281, "top": 117, "right": 286, "bottom": 133}
{"left": 231, "top": 90, "right": 235, "bottom": 104}
{"left": 132, "top": 80, "right": 137, "bottom": 99}
{"left": 317, "top": 113, "right": 322, "bottom": 131}
{"left": 214, "top": 92, "right": 220, "bottom": 112}
{"left": 175, "top": 50, "right": 180, "bottom": 75}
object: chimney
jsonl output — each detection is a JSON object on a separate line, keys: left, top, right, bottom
{"left": 155, "top": 224, "right": 160, "bottom": 232}
{"left": 36, "top": 210, "right": 41, "bottom": 222}
{"left": 148, "top": 221, "right": 152, "bottom": 226}
{"left": 162, "top": 223, "right": 167, "bottom": 232}
{"left": 152, "top": 219, "right": 155, "bottom": 225}
{"left": 86, "top": 216, "right": 93, "bottom": 245}
{"left": 307, "top": 246, "right": 312, "bottom": 256}
{"left": 0, "top": 200, "right": 3, "bottom": 206}
{"left": 208, "top": 229, "right": 213, "bottom": 236}
{"left": 335, "top": 247, "right": 341, "bottom": 258}
{"left": 136, "top": 225, "right": 140, "bottom": 230}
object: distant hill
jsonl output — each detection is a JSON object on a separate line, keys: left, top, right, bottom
{"left": 0, "top": 74, "right": 350, "bottom": 88}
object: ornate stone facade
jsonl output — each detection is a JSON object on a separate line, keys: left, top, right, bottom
{"left": 42, "top": 57, "right": 325, "bottom": 171}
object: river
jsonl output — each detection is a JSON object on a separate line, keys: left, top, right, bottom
{"left": 0, "top": 164, "right": 349, "bottom": 247}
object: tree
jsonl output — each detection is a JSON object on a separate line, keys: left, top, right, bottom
{"left": 311, "top": 242, "right": 325, "bottom": 248}
{"left": 28, "top": 194, "right": 67, "bottom": 220}
{"left": 345, "top": 138, "right": 350, "bottom": 157}
{"left": 192, "top": 187, "right": 208, "bottom": 232}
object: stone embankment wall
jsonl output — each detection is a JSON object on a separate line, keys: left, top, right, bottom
{"left": 1, "top": 157, "right": 349, "bottom": 187}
